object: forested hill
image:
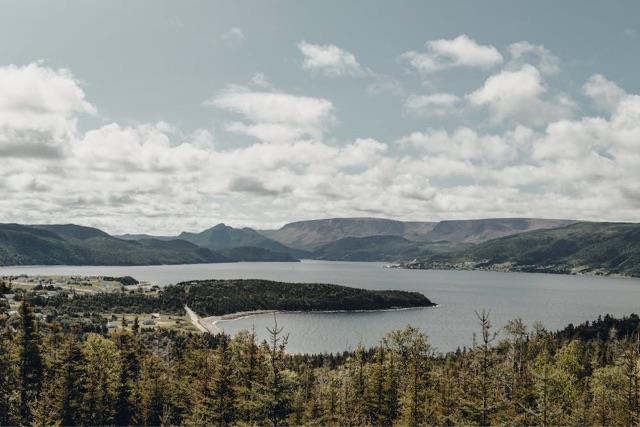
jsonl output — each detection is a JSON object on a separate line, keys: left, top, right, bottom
{"left": 0, "top": 223, "right": 229, "bottom": 266}
{"left": 0, "top": 223, "right": 303, "bottom": 266}
{"left": 410, "top": 222, "right": 640, "bottom": 277}
{"left": 46, "top": 279, "right": 435, "bottom": 316}
{"left": 312, "top": 235, "right": 470, "bottom": 261}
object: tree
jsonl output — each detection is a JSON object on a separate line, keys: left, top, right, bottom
{"left": 212, "top": 335, "right": 236, "bottom": 425}
{"left": 16, "top": 300, "right": 43, "bottom": 424}
{"left": 80, "top": 333, "right": 122, "bottom": 426}
{"left": 590, "top": 364, "right": 626, "bottom": 425}
{"left": 231, "top": 328, "right": 261, "bottom": 423}
{"left": 0, "top": 326, "right": 17, "bottom": 426}
{"left": 432, "top": 357, "right": 462, "bottom": 426}
{"left": 58, "top": 336, "right": 85, "bottom": 426}
{"left": 464, "top": 310, "right": 498, "bottom": 425}
{"left": 184, "top": 348, "right": 218, "bottom": 426}
{"left": 137, "top": 353, "right": 170, "bottom": 426}
{"left": 619, "top": 341, "right": 640, "bottom": 426}
{"left": 365, "top": 346, "right": 387, "bottom": 425}
{"left": 398, "top": 330, "right": 432, "bottom": 425}
{"left": 112, "top": 329, "right": 141, "bottom": 426}
{"left": 259, "top": 316, "right": 294, "bottom": 426}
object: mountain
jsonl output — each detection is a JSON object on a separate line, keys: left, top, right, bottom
{"left": 30, "top": 224, "right": 112, "bottom": 240}
{"left": 0, "top": 223, "right": 229, "bottom": 266}
{"left": 177, "top": 223, "right": 309, "bottom": 258}
{"left": 423, "top": 218, "right": 577, "bottom": 243}
{"left": 260, "top": 217, "right": 575, "bottom": 250}
{"left": 410, "top": 222, "right": 640, "bottom": 277}
{"left": 260, "top": 218, "right": 437, "bottom": 250}
{"left": 312, "top": 235, "right": 471, "bottom": 262}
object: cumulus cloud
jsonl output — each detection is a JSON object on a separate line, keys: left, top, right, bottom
{"left": 404, "top": 93, "right": 460, "bottom": 117}
{"left": 207, "top": 85, "right": 335, "bottom": 142}
{"left": 0, "top": 63, "right": 95, "bottom": 158}
{"left": 2, "top": 62, "right": 640, "bottom": 233}
{"left": 297, "top": 41, "right": 365, "bottom": 77}
{"left": 467, "top": 64, "right": 574, "bottom": 126}
{"left": 583, "top": 74, "right": 627, "bottom": 112}
{"left": 401, "top": 34, "right": 503, "bottom": 74}
{"left": 508, "top": 41, "right": 560, "bottom": 75}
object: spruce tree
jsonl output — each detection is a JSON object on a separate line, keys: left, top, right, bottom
{"left": 16, "top": 300, "right": 43, "bottom": 424}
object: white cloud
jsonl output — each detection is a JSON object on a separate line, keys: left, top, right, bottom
{"left": 508, "top": 41, "right": 560, "bottom": 75}
{"left": 624, "top": 28, "right": 638, "bottom": 39}
{"left": 207, "top": 85, "right": 335, "bottom": 142}
{"left": 467, "top": 64, "right": 574, "bottom": 126}
{"left": 297, "top": 41, "right": 365, "bottom": 77}
{"left": 583, "top": 74, "right": 627, "bottom": 112}
{"left": 0, "top": 63, "right": 95, "bottom": 158}
{"left": 397, "top": 126, "right": 521, "bottom": 165}
{"left": 404, "top": 93, "right": 460, "bottom": 117}
{"left": 401, "top": 34, "right": 503, "bottom": 74}
{"left": 2, "top": 62, "right": 640, "bottom": 232}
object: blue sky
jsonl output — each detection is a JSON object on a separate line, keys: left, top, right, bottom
{"left": 1, "top": 1, "right": 639, "bottom": 233}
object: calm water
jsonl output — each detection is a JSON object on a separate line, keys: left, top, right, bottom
{"left": 2, "top": 260, "right": 640, "bottom": 354}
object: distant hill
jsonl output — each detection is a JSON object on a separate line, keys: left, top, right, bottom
{"left": 178, "top": 223, "right": 307, "bottom": 258}
{"left": 410, "top": 222, "right": 640, "bottom": 277}
{"left": 260, "top": 218, "right": 437, "bottom": 250}
{"left": 260, "top": 217, "right": 575, "bottom": 250}
{"left": 0, "top": 223, "right": 228, "bottom": 266}
{"left": 118, "top": 223, "right": 308, "bottom": 259}
{"left": 312, "top": 235, "right": 471, "bottom": 262}
{"left": 424, "top": 218, "right": 577, "bottom": 243}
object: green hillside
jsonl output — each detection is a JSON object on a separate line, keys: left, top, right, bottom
{"left": 313, "top": 235, "right": 470, "bottom": 262}
{"left": 0, "top": 224, "right": 228, "bottom": 266}
{"left": 415, "top": 222, "right": 640, "bottom": 277}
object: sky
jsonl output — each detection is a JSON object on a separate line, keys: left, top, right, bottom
{"left": 1, "top": 0, "right": 639, "bottom": 234}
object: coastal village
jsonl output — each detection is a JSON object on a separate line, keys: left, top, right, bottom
{"left": 0, "top": 274, "right": 195, "bottom": 333}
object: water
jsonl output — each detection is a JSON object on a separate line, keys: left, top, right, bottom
{"left": 2, "top": 260, "right": 640, "bottom": 354}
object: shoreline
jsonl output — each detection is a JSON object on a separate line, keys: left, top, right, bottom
{"left": 193, "top": 305, "right": 435, "bottom": 335}
{"left": 399, "top": 264, "right": 637, "bottom": 280}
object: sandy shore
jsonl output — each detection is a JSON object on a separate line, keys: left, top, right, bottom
{"left": 187, "top": 306, "right": 433, "bottom": 335}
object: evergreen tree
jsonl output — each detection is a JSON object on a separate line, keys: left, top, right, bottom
{"left": 398, "top": 329, "right": 432, "bottom": 425}
{"left": 80, "top": 333, "right": 122, "bottom": 426}
{"left": 59, "top": 335, "right": 85, "bottom": 427}
{"left": 212, "top": 335, "right": 236, "bottom": 425}
{"left": 231, "top": 328, "right": 261, "bottom": 423}
{"left": 0, "top": 327, "right": 17, "bottom": 426}
{"left": 112, "top": 329, "right": 141, "bottom": 426}
{"left": 259, "top": 317, "right": 294, "bottom": 426}
{"left": 16, "top": 300, "right": 43, "bottom": 424}
{"left": 137, "top": 353, "right": 170, "bottom": 426}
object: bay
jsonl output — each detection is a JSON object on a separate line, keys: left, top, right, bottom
{"left": 2, "top": 260, "right": 639, "bottom": 353}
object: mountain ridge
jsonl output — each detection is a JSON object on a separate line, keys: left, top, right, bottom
{"left": 259, "top": 217, "right": 577, "bottom": 250}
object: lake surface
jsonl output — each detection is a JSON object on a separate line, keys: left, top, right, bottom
{"left": 2, "top": 260, "right": 640, "bottom": 354}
